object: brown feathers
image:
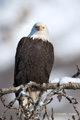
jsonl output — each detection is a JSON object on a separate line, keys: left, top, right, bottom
{"left": 14, "top": 37, "right": 54, "bottom": 87}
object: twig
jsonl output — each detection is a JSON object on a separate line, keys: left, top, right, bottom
{"left": 72, "top": 115, "right": 75, "bottom": 120}
{"left": 0, "top": 96, "right": 19, "bottom": 119}
{"left": 0, "top": 96, "right": 19, "bottom": 110}
{"left": 37, "top": 83, "right": 80, "bottom": 118}
{"left": 51, "top": 108, "right": 54, "bottom": 120}
{"left": 34, "top": 91, "right": 44, "bottom": 110}
{"left": 72, "top": 64, "right": 80, "bottom": 78}
{"left": 42, "top": 106, "right": 50, "bottom": 120}
{"left": 57, "top": 92, "right": 80, "bottom": 119}
{"left": 47, "top": 97, "right": 53, "bottom": 105}
{"left": 10, "top": 115, "right": 13, "bottom": 120}
{"left": 18, "top": 105, "right": 23, "bottom": 120}
{"left": 0, "top": 108, "right": 8, "bottom": 119}
{"left": 45, "top": 106, "right": 50, "bottom": 120}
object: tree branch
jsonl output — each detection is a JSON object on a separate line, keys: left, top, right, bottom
{"left": 72, "top": 64, "right": 80, "bottom": 78}
{"left": 0, "top": 76, "right": 80, "bottom": 119}
{"left": 0, "top": 81, "right": 80, "bottom": 96}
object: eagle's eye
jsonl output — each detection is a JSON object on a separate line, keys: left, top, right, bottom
{"left": 42, "top": 26, "right": 45, "bottom": 29}
{"left": 35, "top": 26, "right": 38, "bottom": 29}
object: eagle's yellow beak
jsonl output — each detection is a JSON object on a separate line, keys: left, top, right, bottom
{"left": 39, "top": 25, "right": 43, "bottom": 30}
{"left": 36, "top": 25, "right": 43, "bottom": 31}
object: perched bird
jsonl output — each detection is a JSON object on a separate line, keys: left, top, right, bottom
{"left": 14, "top": 22, "right": 54, "bottom": 110}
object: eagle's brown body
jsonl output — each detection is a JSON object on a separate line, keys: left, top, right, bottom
{"left": 14, "top": 37, "right": 54, "bottom": 87}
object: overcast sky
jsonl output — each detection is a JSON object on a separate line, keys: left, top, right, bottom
{"left": 0, "top": 0, "right": 80, "bottom": 73}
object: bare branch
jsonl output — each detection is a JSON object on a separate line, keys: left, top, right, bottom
{"left": 72, "top": 64, "right": 80, "bottom": 78}
{"left": 51, "top": 108, "right": 54, "bottom": 120}
{"left": 0, "top": 76, "right": 80, "bottom": 119}
{"left": 0, "top": 81, "right": 80, "bottom": 97}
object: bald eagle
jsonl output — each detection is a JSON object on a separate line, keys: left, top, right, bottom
{"left": 14, "top": 22, "right": 54, "bottom": 107}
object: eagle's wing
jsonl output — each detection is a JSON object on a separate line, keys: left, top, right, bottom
{"left": 45, "top": 42, "right": 54, "bottom": 79}
{"left": 14, "top": 37, "right": 26, "bottom": 87}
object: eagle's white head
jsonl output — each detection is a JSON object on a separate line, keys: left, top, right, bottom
{"left": 28, "top": 22, "right": 49, "bottom": 41}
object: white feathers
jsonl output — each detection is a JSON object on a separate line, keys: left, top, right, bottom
{"left": 28, "top": 22, "right": 49, "bottom": 41}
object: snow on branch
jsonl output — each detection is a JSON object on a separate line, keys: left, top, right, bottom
{"left": 0, "top": 64, "right": 80, "bottom": 120}
{"left": 0, "top": 77, "right": 80, "bottom": 96}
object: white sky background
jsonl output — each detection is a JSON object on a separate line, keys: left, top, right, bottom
{"left": 0, "top": 0, "right": 80, "bottom": 119}
{"left": 0, "top": 0, "right": 80, "bottom": 73}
